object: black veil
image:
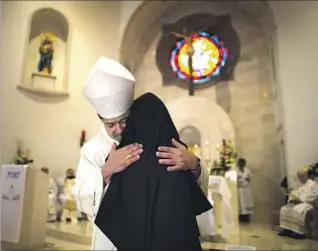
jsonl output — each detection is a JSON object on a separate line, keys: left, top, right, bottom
{"left": 95, "top": 93, "right": 212, "bottom": 251}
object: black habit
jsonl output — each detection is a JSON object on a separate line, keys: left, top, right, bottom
{"left": 95, "top": 92, "right": 212, "bottom": 251}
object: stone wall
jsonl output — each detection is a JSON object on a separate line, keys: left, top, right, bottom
{"left": 134, "top": 8, "right": 284, "bottom": 221}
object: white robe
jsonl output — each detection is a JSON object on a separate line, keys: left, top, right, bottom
{"left": 47, "top": 177, "right": 60, "bottom": 221}
{"left": 196, "top": 160, "right": 215, "bottom": 237}
{"left": 74, "top": 128, "right": 118, "bottom": 250}
{"left": 237, "top": 168, "right": 254, "bottom": 215}
{"left": 58, "top": 176, "right": 83, "bottom": 219}
{"left": 280, "top": 179, "right": 318, "bottom": 234}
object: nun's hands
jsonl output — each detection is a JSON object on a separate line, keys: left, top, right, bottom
{"left": 156, "top": 138, "right": 198, "bottom": 172}
{"left": 102, "top": 143, "right": 143, "bottom": 183}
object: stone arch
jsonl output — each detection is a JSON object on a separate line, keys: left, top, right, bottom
{"left": 166, "top": 96, "right": 235, "bottom": 161}
{"left": 119, "top": 1, "right": 276, "bottom": 73}
{"left": 179, "top": 125, "right": 201, "bottom": 146}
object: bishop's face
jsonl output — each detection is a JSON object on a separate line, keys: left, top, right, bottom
{"left": 102, "top": 111, "right": 130, "bottom": 142}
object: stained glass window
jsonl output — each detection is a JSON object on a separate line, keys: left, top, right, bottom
{"left": 170, "top": 32, "right": 228, "bottom": 84}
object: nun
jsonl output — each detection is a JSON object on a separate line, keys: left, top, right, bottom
{"left": 95, "top": 93, "right": 212, "bottom": 251}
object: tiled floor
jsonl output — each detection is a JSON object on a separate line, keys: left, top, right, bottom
{"left": 43, "top": 236, "right": 89, "bottom": 250}
{"left": 202, "top": 223, "right": 318, "bottom": 250}
{"left": 43, "top": 219, "right": 318, "bottom": 250}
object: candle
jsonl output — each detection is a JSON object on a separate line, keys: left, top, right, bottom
{"left": 197, "top": 146, "right": 202, "bottom": 157}
{"left": 215, "top": 144, "right": 220, "bottom": 161}
{"left": 80, "top": 130, "right": 87, "bottom": 147}
{"left": 194, "top": 144, "right": 199, "bottom": 157}
{"left": 204, "top": 141, "right": 210, "bottom": 160}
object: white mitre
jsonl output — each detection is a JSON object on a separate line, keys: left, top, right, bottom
{"left": 83, "top": 57, "right": 135, "bottom": 119}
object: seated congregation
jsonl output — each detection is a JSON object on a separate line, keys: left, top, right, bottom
{"left": 278, "top": 166, "right": 318, "bottom": 239}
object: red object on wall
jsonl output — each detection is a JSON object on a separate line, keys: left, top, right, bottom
{"left": 80, "top": 130, "right": 87, "bottom": 147}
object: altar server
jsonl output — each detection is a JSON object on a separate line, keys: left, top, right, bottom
{"left": 62, "top": 168, "right": 78, "bottom": 222}
{"left": 237, "top": 158, "right": 254, "bottom": 222}
{"left": 74, "top": 57, "right": 203, "bottom": 250}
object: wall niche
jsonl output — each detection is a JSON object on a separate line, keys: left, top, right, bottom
{"left": 18, "top": 8, "right": 70, "bottom": 97}
{"left": 179, "top": 125, "right": 201, "bottom": 146}
{"left": 179, "top": 125, "right": 202, "bottom": 157}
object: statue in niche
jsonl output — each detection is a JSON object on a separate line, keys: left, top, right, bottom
{"left": 38, "top": 32, "right": 55, "bottom": 74}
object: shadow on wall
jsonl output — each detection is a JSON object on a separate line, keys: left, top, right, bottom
{"left": 215, "top": 81, "right": 232, "bottom": 114}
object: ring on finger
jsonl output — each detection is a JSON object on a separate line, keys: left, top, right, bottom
{"left": 126, "top": 154, "right": 132, "bottom": 160}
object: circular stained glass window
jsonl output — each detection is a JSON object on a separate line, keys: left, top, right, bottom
{"left": 170, "top": 32, "right": 228, "bottom": 84}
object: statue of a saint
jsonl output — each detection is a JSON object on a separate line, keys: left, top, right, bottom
{"left": 38, "top": 32, "right": 55, "bottom": 74}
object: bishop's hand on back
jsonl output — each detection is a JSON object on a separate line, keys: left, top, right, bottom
{"left": 102, "top": 143, "right": 143, "bottom": 184}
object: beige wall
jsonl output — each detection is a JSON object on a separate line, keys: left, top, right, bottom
{"left": 270, "top": 1, "right": 318, "bottom": 187}
{"left": 0, "top": 0, "right": 2, "bottom": 170}
{"left": 118, "top": 1, "right": 142, "bottom": 43}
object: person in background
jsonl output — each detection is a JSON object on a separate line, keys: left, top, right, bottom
{"left": 57, "top": 169, "right": 88, "bottom": 222}
{"left": 237, "top": 158, "right": 254, "bottom": 223}
{"left": 41, "top": 167, "right": 60, "bottom": 222}
{"left": 56, "top": 176, "right": 65, "bottom": 221}
{"left": 62, "top": 168, "right": 78, "bottom": 223}
{"left": 278, "top": 167, "right": 318, "bottom": 239}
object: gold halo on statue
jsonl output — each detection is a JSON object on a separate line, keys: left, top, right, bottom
{"left": 39, "top": 32, "right": 55, "bottom": 42}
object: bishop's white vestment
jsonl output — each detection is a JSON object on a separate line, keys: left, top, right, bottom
{"left": 75, "top": 56, "right": 136, "bottom": 251}
{"left": 75, "top": 128, "right": 118, "bottom": 250}
{"left": 280, "top": 179, "right": 318, "bottom": 235}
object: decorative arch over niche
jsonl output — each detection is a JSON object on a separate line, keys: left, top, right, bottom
{"left": 179, "top": 125, "right": 201, "bottom": 146}
{"left": 18, "top": 8, "right": 71, "bottom": 98}
{"left": 166, "top": 96, "right": 235, "bottom": 161}
{"left": 179, "top": 125, "right": 202, "bottom": 157}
